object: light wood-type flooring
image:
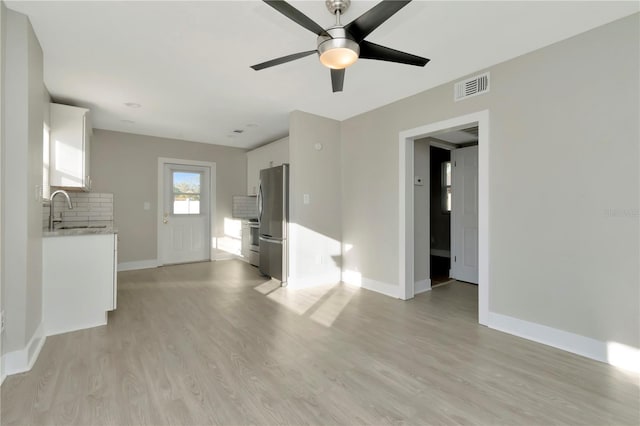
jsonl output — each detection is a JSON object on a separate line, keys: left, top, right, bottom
{"left": 2, "top": 260, "right": 639, "bottom": 425}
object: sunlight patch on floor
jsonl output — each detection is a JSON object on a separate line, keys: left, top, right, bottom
{"left": 266, "top": 283, "right": 336, "bottom": 315}
{"left": 254, "top": 279, "right": 281, "bottom": 295}
{"left": 607, "top": 342, "right": 640, "bottom": 374}
{"left": 254, "top": 280, "right": 357, "bottom": 327}
{"left": 309, "top": 284, "right": 357, "bottom": 327}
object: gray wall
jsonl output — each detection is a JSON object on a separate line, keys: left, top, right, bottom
{"left": 1, "top": 9, "right": 44, "bottom": 354}
{"left": 341, "top": 14, "right": 639, "bottom": 347}
{"left": 413, "top": 140, "right": 429, "bottom": 283}
{"left": 90, "top": 129, "right": 247, "bottom": 264}
{"left": 288, "top": 111, "right": 342, "bottom": 286}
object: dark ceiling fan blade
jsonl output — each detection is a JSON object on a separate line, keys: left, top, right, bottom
{"left": 359, "top": 41, "right": 429, "bottom": 67}
{"left": 344, "top": 0, "right": 412, "bottom": 42}
{"left": 264, "top": 0, "right": 329, "bottom": 37}
{"left": 331, "top": 69, "right": 345, "bottom": 93}
{"left": 251, "top": 50, "right": 317, "bottom": 71}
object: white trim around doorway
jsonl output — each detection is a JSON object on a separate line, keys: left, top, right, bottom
{"left": 398, "top": 110, "right": 489, "bottom": 325}
{"left": 157, "top": 158, "right": 217, "bottom": 266}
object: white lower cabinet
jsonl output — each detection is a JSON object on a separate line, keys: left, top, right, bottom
{"left": 43, "top": 233, "right": 117, "bottom": 336}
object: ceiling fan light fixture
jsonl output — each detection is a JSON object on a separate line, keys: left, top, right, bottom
{"left": 319, "top": 46, "right": 359, "bottom": 69}
{"left": 318, "top": 36, "right": 359, "bottom": 69}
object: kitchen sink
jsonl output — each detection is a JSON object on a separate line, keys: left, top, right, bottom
{"left": 58, "top": 225, "right": 108, "bottom": 230}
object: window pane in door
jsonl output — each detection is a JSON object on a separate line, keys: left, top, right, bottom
{"left": 444, "top": 162, "right": 452, "bottom": 186}
{"left": 442, "top": 161, "right": 452, "bottom": 212}
{"left": 173, "top": 194, "right": 200, "bottom": 214}
{"left": 173, "top": 172, "right": 201, "bottom": 193}
{"left": 172, "top": 171, "right": 202, "bottom": 215}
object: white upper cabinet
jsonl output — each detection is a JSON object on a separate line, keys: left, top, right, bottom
{"left": 246, "top": 136, "right": 289, "bottom": 195}
{"left": 49, "top": 103, "right": 92, "bottom": 191}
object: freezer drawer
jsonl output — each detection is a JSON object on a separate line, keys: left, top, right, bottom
{"left": 248, "top": 249, "right": 259, "bottom": 267}
{"left": 259, "top": 236, "right": 287, "bottom": 283}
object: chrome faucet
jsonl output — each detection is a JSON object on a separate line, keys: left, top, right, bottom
{"left": 49, "top": 190, "right": 73, "bottom": 230}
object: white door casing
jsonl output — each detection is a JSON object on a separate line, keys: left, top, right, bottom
{"left": 451, "top": 146, "right": 479, "bottom": 284}
{"left": 398, "top": 110, "right": 489, "bottom": 325}
{"left": 157, "top": 159, "right": 216, "bottom": 265}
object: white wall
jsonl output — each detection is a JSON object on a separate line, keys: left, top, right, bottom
{"left": 1, "top": 9, "right": 44, "bottom": 359}
{"left": 0, "top": 0, "right": 5, "bottom": 383}
{"left": 341, "top": 15, "right": 639, "bottom": 349}
{"left": 288, "top": 111, "right": 342, "bottom": 287}
{"left": 41, "top": 85, "right": 50, "bottom": 200}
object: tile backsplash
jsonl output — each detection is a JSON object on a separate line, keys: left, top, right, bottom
{"left": 43, "top": 192, "right": 114, "bottom": 227}
{"left": 232, "top": 195, "right": 258, "bottom": 219}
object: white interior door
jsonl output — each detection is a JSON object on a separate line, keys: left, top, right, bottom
{"left": 160, "top": 163, "right": 210, "bottom": 265}
{"left": 451, "top": 145, "right": 479, "bottom": 284}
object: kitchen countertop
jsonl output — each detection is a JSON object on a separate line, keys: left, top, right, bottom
{"left": 43, "top": 221, "right": 118, "bottom": 237}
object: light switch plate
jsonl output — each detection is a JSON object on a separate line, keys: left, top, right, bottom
{"left": 303, "top": 194, "right": 310, "bottom": 205}
{"left": 143, "top": 202, "right": 150, "bottom": 210}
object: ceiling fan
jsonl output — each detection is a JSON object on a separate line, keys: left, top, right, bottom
{"left": 251, "top": 0, "right": 430, "bottom": 92}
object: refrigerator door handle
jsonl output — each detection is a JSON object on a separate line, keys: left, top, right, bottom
{"left": 259, "top": 236, "right": 283, "bottom": 244}
{"left": 257, "top": 180, "right": 263, "bottom": 223}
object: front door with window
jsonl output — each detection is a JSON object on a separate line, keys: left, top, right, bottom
{"left": 160, "top": 163, "right": 210, "bottom": 265}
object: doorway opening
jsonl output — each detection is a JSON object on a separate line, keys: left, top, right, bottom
{"left": 428, "top": 144, "right": 452, "bottom": 287}
{"left": 157, "top": 158, "right": 216, "bottom": 266}
{"left": 399, "top": 111, "right": 489, "bottom": 325}
{"left": 414, "top": 129, "right": 479, "bottom": 293}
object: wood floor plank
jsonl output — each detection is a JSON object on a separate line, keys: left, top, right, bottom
{"left": 2, "top": 260, "right": 638, "bottom": 425}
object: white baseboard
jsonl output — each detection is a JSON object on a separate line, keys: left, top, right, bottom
{"left": 2, "top": 322, "right": 46, "bottom": 381}
{"left": 430, "top": 249, "right": 450, "bottom": 258}
{"left": 361, "top": 277, "right": 402, "bottom": 299}
{"left": 488, "top": 312, "right": 640, "bottom": 373}
{"left": 414, "top": 279, "right": 431, "bottom": 295}
{"left": 117, "top": 259, "right": 158, "bottom": 272}
{"left": 288, "top": 271, "right": 341, "bottom": 289}
{"left": 214, "top": 253, "right": 249, "bottom": 262}
{"left": 342, "top": 269, "right": 402, "bottom": 299}
{"left": 45, "top": 312, "right": 108, "bottom": 338}
{"left": 118, "top": 256, "right": 250, "bottom": 271}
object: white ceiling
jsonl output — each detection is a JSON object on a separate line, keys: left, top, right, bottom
{"left": 7, "top": 1, "right": 638, "bottom": 149}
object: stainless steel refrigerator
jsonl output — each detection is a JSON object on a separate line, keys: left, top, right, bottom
{"left": 258, "top": 164, "right": 289, "bottom": 284}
